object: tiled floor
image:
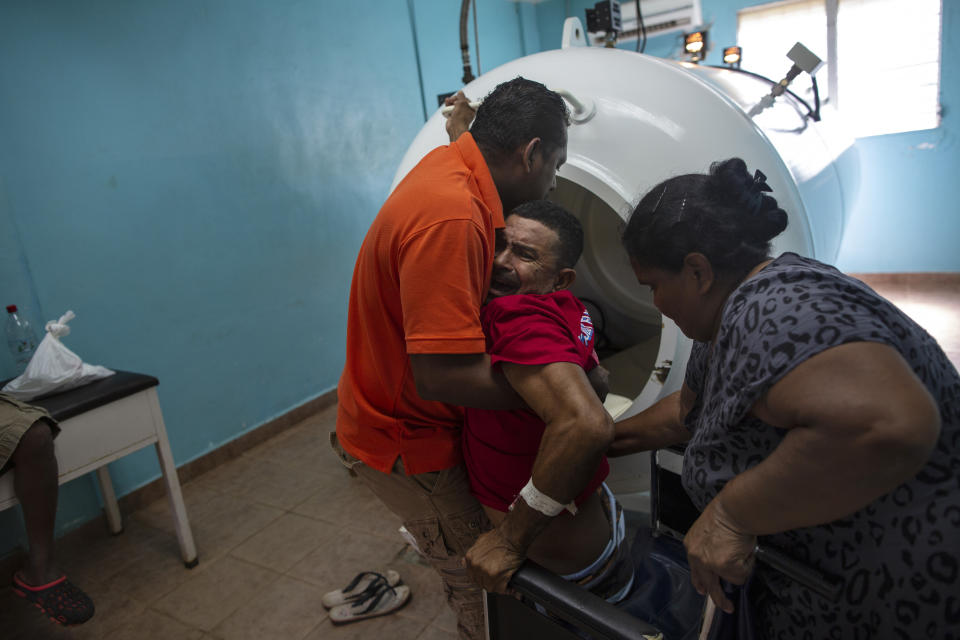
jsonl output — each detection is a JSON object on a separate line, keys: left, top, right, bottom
{"left": 0, "top": 402, "right": 458, "bottom": 640}
{"left": 852, "top": 273, "right": 960, "bottom": 366}
{"left": 0, "top": 276, "right": 957, "bottom": 640}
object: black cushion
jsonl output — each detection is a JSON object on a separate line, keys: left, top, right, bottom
{"left": 1, "top": 371, "right": 158, "bottom": 422}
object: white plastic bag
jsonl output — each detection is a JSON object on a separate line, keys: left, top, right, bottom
{"left": 2, "top": 310, "right": 114, "bottom": 400}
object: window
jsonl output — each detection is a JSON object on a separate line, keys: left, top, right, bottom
{"left": 737, "top": 0, "right": 942, "bottom": 138}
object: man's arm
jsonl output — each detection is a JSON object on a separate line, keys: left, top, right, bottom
{"left": 464, "top": 361, "right": 615, "bottom": 593}
{"left": 409, "top": 353, "right": 524, "bottom": 410}
{"left": 410, "top": 354, "right": 611, "bottom": 411}
{"left": 607, "top": 385, "right": 694, "bottom": 456}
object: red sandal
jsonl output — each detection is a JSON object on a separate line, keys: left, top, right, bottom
{"left": 12, "top": 572, "right": 95, "bottom": 626}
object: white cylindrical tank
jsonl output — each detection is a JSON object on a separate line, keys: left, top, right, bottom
{"left": 391, "top": 46, "right": 855, "bottom": 505}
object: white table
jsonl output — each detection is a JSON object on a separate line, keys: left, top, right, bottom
{"left": 0, "top": 372, "right": 198, "bottom": 567}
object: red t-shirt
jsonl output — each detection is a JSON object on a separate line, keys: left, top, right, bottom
{"left": 463, "top": 290, "right": 610, "bottom": 511}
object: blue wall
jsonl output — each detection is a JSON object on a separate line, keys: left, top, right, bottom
{"left": 534, "top": 0, "right": 960, "bottom": 273}
{"left": 0, "top": 0, "right": 533, "bottom": 555}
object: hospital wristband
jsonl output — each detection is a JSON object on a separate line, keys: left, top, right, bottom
{"left": 514, "top": 478, "right": 578, "bottom": 516}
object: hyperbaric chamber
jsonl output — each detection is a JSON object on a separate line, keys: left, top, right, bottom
{"left": 391, "top": 45, "right": 855, "bottom": 505}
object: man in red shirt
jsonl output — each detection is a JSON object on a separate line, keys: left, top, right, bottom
{"left": 333, "top": 79, "right": 571, "bottom": 639}
{"left": 461, "top": 202, "right": 631, "bottom": 603}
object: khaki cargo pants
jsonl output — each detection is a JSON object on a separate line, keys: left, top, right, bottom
{"left": 330, "top": 432, "right": 491, "bottom": 640}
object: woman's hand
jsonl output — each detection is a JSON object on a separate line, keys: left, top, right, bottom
{"left": 683, "top": 496, "right": 756, "bottom": 613}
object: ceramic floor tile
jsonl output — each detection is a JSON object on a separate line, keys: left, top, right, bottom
{"left": 863, "top": 277, "right": 960, "bottom": 372}
{"left": 302, "top": 610, "right": 428, "bottom": 640}
{"left": 415, "top": 623, "right": 459, "bottom": 640}
{"left": 299, "top": 402, "right": 338, "bottom": 429}
{"left": 63, "top": 571, "right": 150, "bottom": 638}
{"left": 240, "top": 437, "right": 319, "bottom": 470}
{"left": 236, "top": 476, "right": 324, "bottom": 512}
{"left": 264, "top": 407, "right": 335, "bottom": 448}
{"left": 230, "top": 512, "right": 341, "bottom": 572}
{"left": 291, "top": 464, "right": 362, "bottom": 498}
{"left": 248, "top": 424, "right": 331, "bottom": 469}
{"left": 152, "top": 555, "right": 281, "bottom": 631}
{"left": 291, "top": 473, "right": 383, "bottom": 528}
{"left": 103, "top": 608, "right": 206, "bottom": 640}
{"left": 287, "top": 528, "right": 406, "bottom": 589}
{"left": 323, "top": 526, "right": 407, "bottom": 563}
{"left": 209, "top": 575, "right": 329, "bottom": 640}
{"left": 232, "top": 452, "right": 317, "bottom": 487}
{"left": 56, "top": 517, "right": 175, "bottom": 589}
{"left": 383, "top": 557, "right": 450, "bottom": 624}
{"left": 431, "top": 602, "right": 458, "bottom": 632}
{"left": 98, "top": 539, "right": 198, "bottom": 607}
{"left": 227, "top": 457, "right": 333, "bottom": 511}
{"left": 186, "top": 455, "right": 258, "bottom": 497}
{"left": 278, "top": 424, "right": 350, "bottom": 477}
{"left": 286, "top": 444, "right": 352, "bottom": 479}
{"left": 173, "top": 492, "right": 285, "bottom": 563}
{"left": 340, "top": 497, "right": 405, "bottom": 541}
{"left": 131, "top": 481, "right": 226, "bottom": 535}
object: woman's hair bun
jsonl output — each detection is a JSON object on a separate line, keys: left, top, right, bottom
{"left": 709, "top": 157, "right": 787, "bottom": 242}
{"left": 709, "top": 158, "right": 753, "bottom": 205}
{"left": 754, "top": 200, "right": 788, "bottom": 242}
{"left": 622, "top": 157, "right": 789, "bottom": 277}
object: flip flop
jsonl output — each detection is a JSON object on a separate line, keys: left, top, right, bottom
{"left": 328, "top": 579, "right": 410, "bottom": 625}
{"left": 12, "top": 572, "right": 95, "bottom": 626}
{"left": 321, "top": 570, "right": 401, "bottom": 608}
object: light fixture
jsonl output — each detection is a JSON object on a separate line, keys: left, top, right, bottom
{"left": 723, "top": 46, "right": 742, "bottom": 68}
{"left": 684, "top": 31, "right": 707, "bottom": 63}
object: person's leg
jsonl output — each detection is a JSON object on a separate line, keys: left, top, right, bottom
{"left": 563, "top": 485, "right": 635, "bottom": 604}
{"left": 2, "top": 407, "right": 94, "bottom": 626}
{"left": 11, "top": 419, "right": 60, "bottom": 586}
{"left": 331, "top": 433, "right": 490, "bottom": 640}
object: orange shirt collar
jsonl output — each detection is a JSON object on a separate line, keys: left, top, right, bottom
{"left": 452, "top": 132, "right": 505, "bottom": 229}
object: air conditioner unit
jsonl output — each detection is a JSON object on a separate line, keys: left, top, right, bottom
{"left": 589, "top": 0, "right": 703, "bottom": 44}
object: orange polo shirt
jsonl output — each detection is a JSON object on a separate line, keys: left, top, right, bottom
{"left": 336, "top": 133, "right": 504, "bottom": 475}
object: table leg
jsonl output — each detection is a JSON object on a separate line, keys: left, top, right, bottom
{"left": 147, "top": 391, "right": 199, "bottom": 568}
{"left": 95, "top": 466, "right": 123, "bottom": 535}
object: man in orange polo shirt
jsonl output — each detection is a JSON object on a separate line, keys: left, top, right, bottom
{"left": 332, "top": 78, "right": 570, "bottom": 639}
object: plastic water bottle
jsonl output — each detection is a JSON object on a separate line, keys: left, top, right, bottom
{"left": 5, "top": 305, "right": 39, "bottom": 369}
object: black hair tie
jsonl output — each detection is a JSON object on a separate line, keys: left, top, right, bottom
{"left": 742, "top": 169, "right": 772, "bottom": 217}
{"left": 753, "top": 169, "right": 773, "bottom": 193}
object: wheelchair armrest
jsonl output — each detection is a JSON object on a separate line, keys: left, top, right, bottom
{"left": 506, "top": 561, "right": 662, "bottom": 640}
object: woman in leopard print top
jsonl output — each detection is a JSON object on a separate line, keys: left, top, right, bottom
{"left": 611, "top": 158, "right": 959, "bottom": 639}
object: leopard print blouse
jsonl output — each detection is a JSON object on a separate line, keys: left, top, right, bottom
{"left": 682, "top": 253, "right": 960, "bottom": 640}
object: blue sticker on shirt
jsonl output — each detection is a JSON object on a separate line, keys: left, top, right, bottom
{"left": 579, "top": 310, "right": 594, "bottom": 345}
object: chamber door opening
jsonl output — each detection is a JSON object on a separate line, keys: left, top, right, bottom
{"left": 548, "top": 177, "right": 662, "bottom": 407}
{"left": 548, "top": 177, "right": 662, "bottom": 510}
